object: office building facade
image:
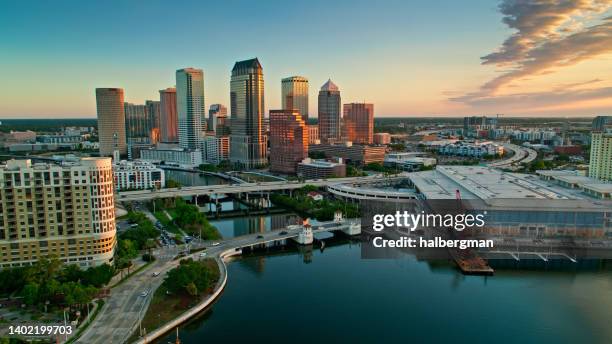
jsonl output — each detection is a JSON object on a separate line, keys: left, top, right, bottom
{"left": 269, "top": 110, "right": 309, "bottom": 174}
{"left": 96, "top": 88, "right": 127, "bottom": 156}
{"left": 176, "top": 68, "right": 205, "bottom": 151}
{"left": 308, "top": 124, "right": 320, "bottom": 144}
{"left": 343, "top": 103, "right": 374, "bottom": 144}
{"left": 281, "top": 76, "right": 309, "bottom": 121}
{"left": 146, "top": 100, "right": 161, "bottom": 143}
{"left": 318, "top": 79, "right": 341, "bottom": 144}
{"left": 159, "top": 87, "right": 178, "bottom": 143}
{"left": 209, "top": 104, "right": 229, "bottom": 136}
{"left": 230, "top": 58, "right": 267, "bottom": 168}
{"left": 589, "top": 132, "right": 612, "bottom": 181}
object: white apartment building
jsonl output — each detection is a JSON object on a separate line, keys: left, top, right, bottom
{"left": 439, "top": 141, "right": 504, "bottom": 157}
{"left": 140, "top": 147, "right": 203, "bottom": 168}
{"left": 203, "top": 135, "right": 230, "bottom": 164}
{"left": 113, "top": 160, "right": 165, "bottom": 191}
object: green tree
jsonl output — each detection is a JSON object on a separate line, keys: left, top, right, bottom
{"left": 22, "top": 282, "right": 40, "bottom": 305}
{"left": 185, "top": 282, "right": 198, "bottom": 297}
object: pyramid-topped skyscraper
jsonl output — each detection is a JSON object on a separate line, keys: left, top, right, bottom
{"left": 318, "top": 79, "right": 341, "bottom": 143}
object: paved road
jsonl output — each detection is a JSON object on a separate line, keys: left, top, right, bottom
{"left": 488, "top": 143, "right": 537, "bottom": 169}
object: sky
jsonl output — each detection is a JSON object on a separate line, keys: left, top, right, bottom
{"left": 1, "top": 0, "right": 612, "bottom": 118}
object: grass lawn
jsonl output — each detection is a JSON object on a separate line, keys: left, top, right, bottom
{"left": 137, "top": 259, "right": 220, "bottom": 337}
{"left": 153, "top": 211, "right": 180, "bottom": 234}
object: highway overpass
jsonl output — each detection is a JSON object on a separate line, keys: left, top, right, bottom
{"left": 117, "top": 175, "right": 384, "bottom": 202}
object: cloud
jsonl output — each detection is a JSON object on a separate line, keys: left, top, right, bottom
{"left": 452, "top": 0, "right": 612, "bottom": 109}
{"left": 481, "top": 0, "right": 610, "bottom": 66}
{"left": 457, "top": 85, "right": 612, "bottom": 109}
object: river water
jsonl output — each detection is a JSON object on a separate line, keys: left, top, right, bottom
{"left": 157, "top": 170, "right": 612, "bottom": 344}
{"left": 156, "top": 215, "right": 612, "bottom": 344}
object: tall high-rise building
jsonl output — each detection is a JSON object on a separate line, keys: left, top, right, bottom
{"left": 146, "top": 100, "right": 161, "bottom": 143}
{"left": 159, "top": 87, "right": 178, "bottom": 143}
{"left": 176, "top": 68, "right": 205, "bottom": 151}
{"left": 343, "top": 103, "right": 374, "bottom": 144}
{"left": 589, "top": 132, "right": 612, "bottom": 181}
{"left": 0, "top": 158, "right": 116, "bottom": 268}
{"left": 96, "top": 88, "right": 127, "bottom": 156}
{"left": 209, "top": 104, "right": 229, "bottom": 136}
{"left": 230, "top": 58, "right": 267, "bottom": 168}
{"left": 269, "top": 110, "right": 309, "bottom": 174}
{"left": 124, "top": 103, "right": 149, "bottom": 141}
{"left": 318, "top": 79, "right": 341, "bottom": 144}
{"left": 281, "top": 76, "right": 309, "bottom": 121}
{"left": 592, "top": 116, "right": 612, "bottom": 131}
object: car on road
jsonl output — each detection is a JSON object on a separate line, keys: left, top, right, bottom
{"left": 199, "top": 252, "right": 207, "bottom": 257}
{"left": 140, "top": 291, "right": 149, "bottom": 297}
{"left": 152, "top": 272, "right": 160, "bottom": 277}
{"left": 211, "top": 242, "right": 220, "bottom": 246}
{"left": 256, "top": 235, "right": 264, "bottom": 239}
{"left": 279, "top": 231, "right": 288, "bottom": 235}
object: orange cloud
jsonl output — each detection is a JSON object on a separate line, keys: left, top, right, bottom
{"left": 453, "top": 0, "right": 612, "bottom": 111}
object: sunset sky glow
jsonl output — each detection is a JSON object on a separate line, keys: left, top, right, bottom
{"left": 1, "top": 0, "right": 611, "bottom": 118}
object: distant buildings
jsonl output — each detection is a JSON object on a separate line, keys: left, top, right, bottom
{"left": 438, "top": 141, "right": 504, "bottom": 157}
{"left": 0, "top": 158, "right": 116, "bottom": 268}
{"left": 463, "top": 116, "right": 498, "bottom": 138}
{"left": 308, "top": 124, "right": 319, "bottom": 144}
{"left": 176, "top": 68, "right": 205, "bottom": 151}
{"left": 269, "top": 110, "right": 308, "bottom": 174}
{"left": 343, "top": 103, "right": 374, "bottom": 144}
{"left": 384, "top": 152, "right": 436, "bottom": 171}
{"left": 297, "top": 158, "right": 346, "bottom": 179}
{"left": 0, "top": 130, "right": 36, "bottom": 148}
{"left": 140, "top": 146, "right": 203, "bottom": 168}
{"left": 96, "top": 88, "right": 127, "bottom": 156}
{"left": 208, "top": 104, "right": 229, "bottom": 136}
{"left": 589, "top": 132, "right": 612, "bottom": 181}
{"left": 309, "top": 142, "right": 385, "bottom": 165}
{"left": 318, "top": 79, "right": 341, "bottom": 144}
{"left": 281, "top": 76, "right": 309, "bottom": 121}
{"left": 592, "top": 116, "right": 612, "bottom": 131}
{"left": 113, "top": 160, "right": 165, "bottom": 191}
{"left": 229, "top": 58, "right": 267, "bottom": 168}
{"left": 373, "top": 132, "right": 391, "bottom": 145}
{"left": 159, "top": 87, "right": 178, "bottom": 143}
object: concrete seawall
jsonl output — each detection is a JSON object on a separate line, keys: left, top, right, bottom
{"left": 132, "top": 249, "right": 240, "bottom": 344}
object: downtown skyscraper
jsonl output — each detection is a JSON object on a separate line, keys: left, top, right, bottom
{"left": 176, "top": 68, "right": 205, "bottom": 151}
{"left": 146, "top": 100, "right": 161, "bottom": 143}
{"left": 96, "top": 88, "right": 127, "bottom": 156}
{"left": 230, "top": 58, "right": 267, "bottom": 168}
{"left": 269, "top": 109, "right": 308, "bottom": 174}
{"left": 281, "top": 76, "right": 309, "bottom": 121}
{"left": 318, "top": 79, "right": 341, "bottom": 144}
{"left": 343, "top": 103, "right": 374, "bottom": 144}
{"left": 159, "top": 87, "right": 178, "bottom": 143}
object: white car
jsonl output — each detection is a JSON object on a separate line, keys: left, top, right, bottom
{"left": 152, "top": 272, "right": 160, "bottom": 277}
{"left": 140, "top": 291, "right": 149, "bottom": 297}
{"left": 199, "top": 252, "right": 207, "bottom": 257}
{"left": 211, "top": 242, "right": 220, "bottom": 247}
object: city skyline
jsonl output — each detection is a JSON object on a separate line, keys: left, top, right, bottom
{"left": 1, "top": 0, "right": 612, "bottom": 118}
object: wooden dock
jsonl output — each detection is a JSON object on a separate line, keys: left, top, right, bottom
{"left": 449, "top": 248, "right": 494, "bottom": 275}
